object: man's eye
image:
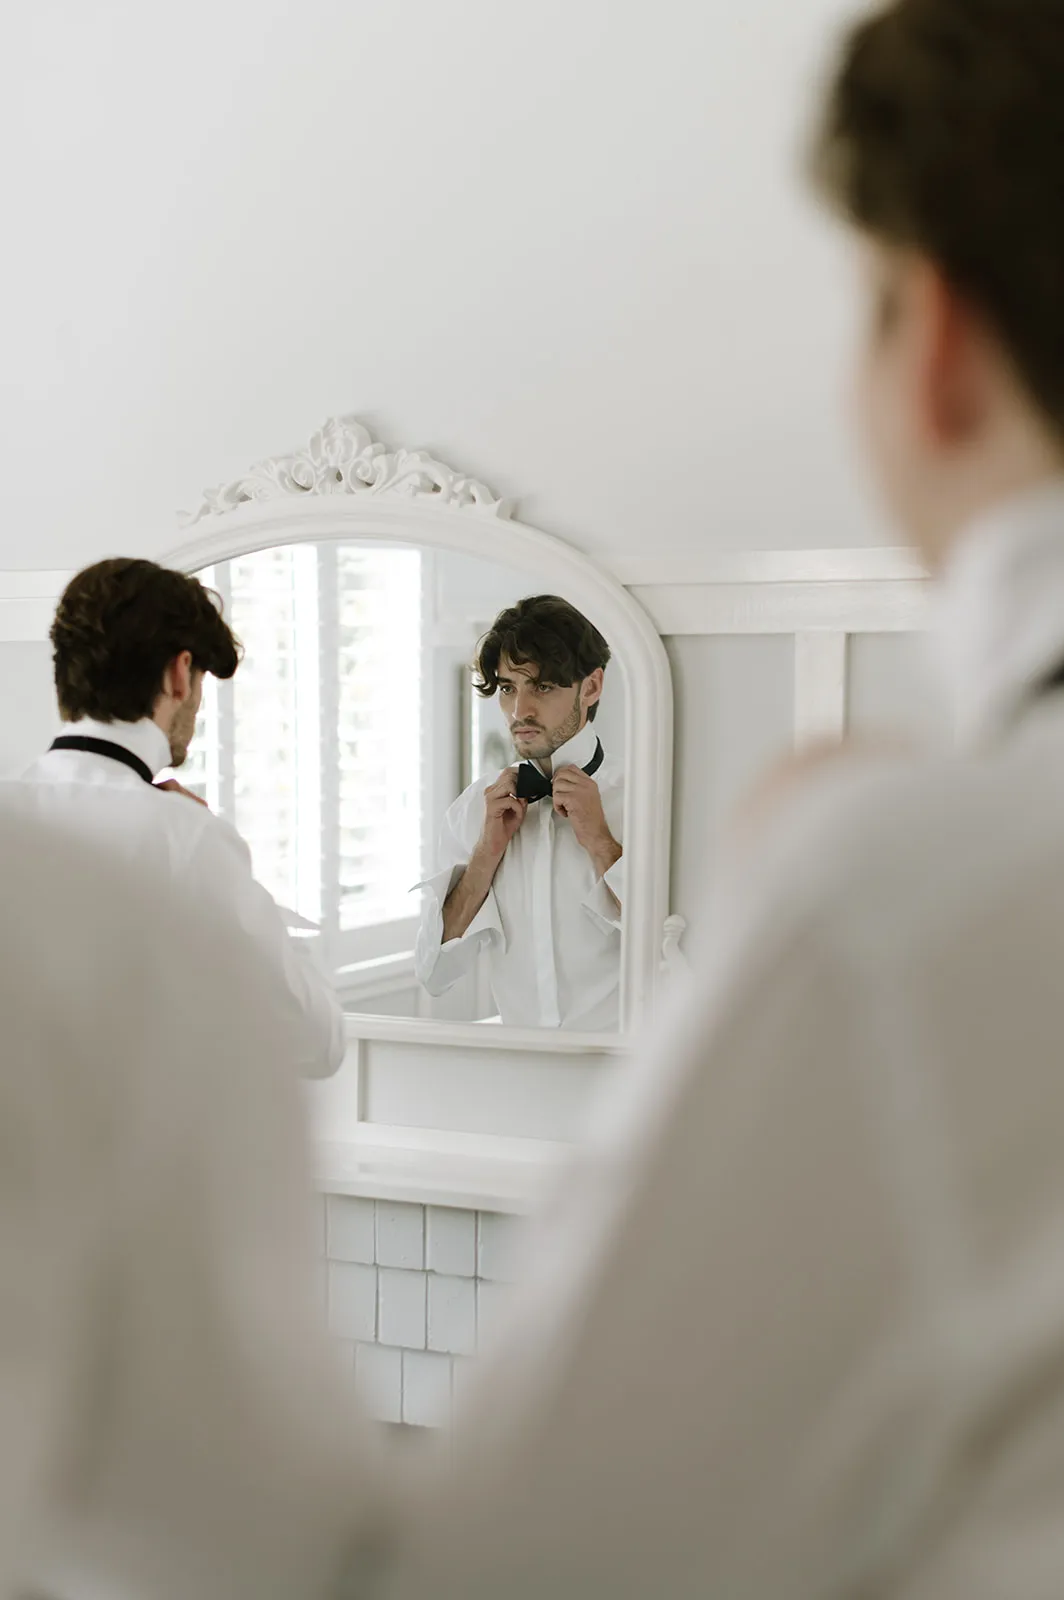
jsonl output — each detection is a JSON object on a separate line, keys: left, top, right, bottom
{"left": 499, "top": 686, "right": 514, "bottom": 695}
{"left": 538, "top": 684, "right": 554, "bottom": 694}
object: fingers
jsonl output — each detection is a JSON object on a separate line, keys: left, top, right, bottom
{"left": 155, "top": 780, "right": 209, "bottom": 808}
{"left": 486, "top": 768, "right": 520, "bottom": 800}
{"left": 549, "top": 766, "right": 588, "bottom": 790}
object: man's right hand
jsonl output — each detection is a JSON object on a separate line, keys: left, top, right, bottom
{"left": 155, "top": 779, "right": 210, "bottom": 809}
{"left": 478, "top": 767, "right": 529, "bottom": 859}
{"left": 441, "top": 771, "right": 529, "bottom": 944}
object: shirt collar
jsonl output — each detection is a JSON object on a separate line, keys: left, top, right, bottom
{"left": 538, "top": 718, "right": 600, "bottom": 775}
{"left": 933, "top": 476, "right": 1064, "bottom": 748}
{"left": 64, "top": 716, "right": 173, "bottom": 779}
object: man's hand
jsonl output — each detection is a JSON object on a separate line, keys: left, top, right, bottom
{"left": 155, "top": 779, "right": 209, "bottom": 809}
{"left": 441, "top": 770, "right": 528, "bottom": 943}
{"left": 552, "top": 766, "right": 622, "bottom": 879}
{"left": 478, "top": 767, "right": 528, "bottom": 859}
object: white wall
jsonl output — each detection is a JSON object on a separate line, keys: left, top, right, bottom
{"left": 3, "top": 0, "right": 877, "bottom": 577}
{"left": 0, "top": 644, "right": 59, "bottom": 776}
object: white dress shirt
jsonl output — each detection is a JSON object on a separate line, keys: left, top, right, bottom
{"left": 381, "top": 481, "right": 1064, "bottom": 1598}
{"left": 0, "top": 786, "right": 381, "bottom": 1600}
{"left": 414, "top": 720, "right": 623, "bottom": 1030}
{"left": 17, "top": 717, "right": 345, "bottom": 1079}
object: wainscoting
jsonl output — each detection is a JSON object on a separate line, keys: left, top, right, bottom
{"left": 316, "top": 1195, "right": 526, "bottom": 1428}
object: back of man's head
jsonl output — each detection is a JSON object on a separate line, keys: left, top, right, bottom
{"left": 811, "top": 0, "right": 1064, "bottom": 445}
{"left": 51, "top": 558, "right": 240, "bottom": 723}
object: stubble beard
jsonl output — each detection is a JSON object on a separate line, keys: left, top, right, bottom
{"left": 512, "top": 689, "right": 583, "bottom": 766}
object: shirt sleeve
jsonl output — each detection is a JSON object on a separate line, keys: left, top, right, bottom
{"left": 581, "top": 851, "right": 624, "bottom": 933}
{"left": 379, "top": 808, "right": 947, "bottom": 1600}
{"left": 193, "top": 818, "right": 346, "bottom": 1079}
{"left": 413, "top": 794, "right": 505, "bottom": 996}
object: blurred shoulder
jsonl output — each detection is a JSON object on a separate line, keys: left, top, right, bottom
{"left": 719, "top": 744, "right": 1051, "bottom": 965}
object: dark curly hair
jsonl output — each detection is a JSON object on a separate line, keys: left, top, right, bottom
{"left": 474, "top": 595, "right": 611, "bottom": 722}
{"left": 810, "top": 0, "right": 1064, "bottom": 441}
{"left": 51, "top": 558, "right": 241, "bottom": 723}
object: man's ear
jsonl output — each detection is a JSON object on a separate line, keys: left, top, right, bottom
{"left": 581, "top": 668, "right": 604, "bottom": 712}
{"left": 160, "top": 650, "right": 195, "bottom": 703}
{"left": 917, "top": 263, "right": 986, "bottom": 448}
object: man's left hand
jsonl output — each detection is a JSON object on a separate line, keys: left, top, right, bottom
{"left": 552, "top": 766, "right": 621, "bottom": 875}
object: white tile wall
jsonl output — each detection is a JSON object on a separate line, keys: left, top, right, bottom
{"left": 322, "top": 1196, "right": 519, "bottom": 1429}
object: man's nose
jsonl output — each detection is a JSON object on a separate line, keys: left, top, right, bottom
{"left": 514, "top": 687, "right": 537, "bottom": 721}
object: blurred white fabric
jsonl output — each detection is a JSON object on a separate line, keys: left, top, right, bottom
{"left": 378, "top": 485, "right": 1064, "bottom": 1598}
{"left": 0, "top": 784, "right": 383, "bottom": 1600}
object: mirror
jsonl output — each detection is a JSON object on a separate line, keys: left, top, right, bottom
{"left": 184, "top": 540, "right": 628, "bottom": 1030}
{"left": 166, "top": 415, "right": 674, "bottom": 1040}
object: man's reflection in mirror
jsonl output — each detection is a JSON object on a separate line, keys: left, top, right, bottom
{"left": 415, "top": 596, "right": 623, "bottom": 1029}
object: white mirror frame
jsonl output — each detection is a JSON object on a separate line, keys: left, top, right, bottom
{"left": 161, "top": 415, "right": 677, "bottom": 1044}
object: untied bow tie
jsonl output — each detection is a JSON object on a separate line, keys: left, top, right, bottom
{"left": 515, "top": 737, "right": 604, "bottom": 803}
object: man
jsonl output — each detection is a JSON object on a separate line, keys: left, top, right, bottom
{"left": 415, "top": 594, "right": 623, "bottom": 1030}
{"left": 20, "top": 557, "right": 345, "bottom": 1078}
{"left": 0, "top": 785, "right": 382, "bottom": 1600}
{"left": 377, "top": 2, "right": 1064, "bottom": 1595}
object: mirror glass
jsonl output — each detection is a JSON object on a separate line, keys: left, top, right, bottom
{"left": 186, "top": 540, "right": 627, "bottom": 1031}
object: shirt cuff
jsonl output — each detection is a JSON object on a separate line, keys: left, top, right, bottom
{"left": 582, "top": 854, "right": 624, "bottom": 934}
{"left": 413, "top": 865, "right": 505, "bottom": 992}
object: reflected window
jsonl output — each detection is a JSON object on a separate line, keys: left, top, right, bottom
{"left": 186, "top": 543, "right": 423, "bottom": 971}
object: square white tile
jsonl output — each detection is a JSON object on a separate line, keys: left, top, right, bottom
{"left": 476, "top": 1212, "right": 527, "bottom": 1283}
{"left": 326, "top": 1196, "right": 376, "bottom": 1264}
{"left": 402, "top": 1350, "right": 453, "bottom": 1429}
{"left": 328, "top": 1262, "right": 377, "bottom": 1342}
{"left": 378, "top": 1267, "right": 427, "bottom": 1350}
{"left": 476, "top": 1279, "right": 514, "bottom": 1350}
{"left": 428, "top": 1275, "right": 477, "bottom": 1356}
{"left": 376, "top": 1202, "right": 426, "bottom": 1270}
{"left": 426, "top": 1206, "right": 477, "bottom": 1278}
{"left": 356, "top": 1342, "right": 402, "bottom": 1425}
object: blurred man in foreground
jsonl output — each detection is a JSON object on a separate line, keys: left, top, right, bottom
{"left": 378, "top": 2, "right": 1064, "bottom": 1594}
{"left": 0, "top": 785, "right": 380, "bottom": 1600}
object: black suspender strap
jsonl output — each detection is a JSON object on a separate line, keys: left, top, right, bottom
{"left": 49, "top": 735, "right": 155, "bottom": 786}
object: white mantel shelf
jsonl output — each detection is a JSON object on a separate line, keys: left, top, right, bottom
{"left": 314, "top": 1126, "right": 574, "bottom": 1214}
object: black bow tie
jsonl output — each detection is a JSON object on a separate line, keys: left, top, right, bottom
{"left": 49, "top": 735, "right": 155, "bottom": 785}
{"left": 515, "top": 738, "right": 604, "bottom": 803}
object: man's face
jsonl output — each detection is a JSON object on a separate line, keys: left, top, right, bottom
{"left": 844, "top": 240, "right": 947, "bottom": 560}
{"left": 168, "top": 670, "right": 203, "bottom": 768}
{"left": 497, "top": 656, "right": 598, "bottom": 763}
